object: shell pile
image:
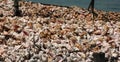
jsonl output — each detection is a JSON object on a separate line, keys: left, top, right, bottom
{"left": 0, "top": 0, "right": 120, "bottom": 62}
